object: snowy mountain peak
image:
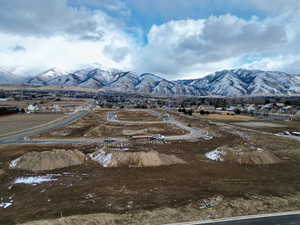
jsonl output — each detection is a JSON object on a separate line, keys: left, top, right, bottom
{"left": 1, "top": 67, "right": 300, "bottom": 97}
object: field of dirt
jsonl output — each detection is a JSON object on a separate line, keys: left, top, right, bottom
{"left": 33, "top": 109, "right": 186, "bottom": 139}
{"left": 0, "top": 98, "right": 89, "bottom": 109}
{"left": 196, "top": 113, "right": 254, "bottom": 121}
{"left": 0, "top": 113, "right": 65, "bottom": 136}
{"left": 118, "top": 110, "right": 163, "bottom": 122}
{"left": 1, "top": 109, "right": 300, "bottom": 224}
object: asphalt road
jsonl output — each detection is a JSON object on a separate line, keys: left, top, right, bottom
{"left": 0, "top": 110, "right": 90, "bottom": 144}
{"left": 0, "top": 109, "right": 211, "bottom": 145}
{"left": 107, "top": 111, "right": 212, "bottom": 141}
{"left": 195, "top": 214, "right": 300, "bottom": 225}
{"left": 167, "top": 213, "right": 300, "bottom": 225}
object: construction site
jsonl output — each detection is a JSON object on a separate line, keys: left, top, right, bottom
{"left": 1, "top": 106, "right": 300, "bottom": 225}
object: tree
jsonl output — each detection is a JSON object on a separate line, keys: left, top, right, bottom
{"left": 234, "top": 109, "right": 241, "bottom": 115}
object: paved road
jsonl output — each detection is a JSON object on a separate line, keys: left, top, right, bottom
{"left": 168, "top": 109, "right": 300, "bottom": 142}
{"left": 0, "top": 109, "right": 211, "bottom": 145}
{"left": 0, "top": 110, "right": 90, "bottom": 144}
{"left": 166, "top": 212, "right": 300, "bottom": 225}
{"left": 107, "top": 111, "right": 212, "bottom": 141}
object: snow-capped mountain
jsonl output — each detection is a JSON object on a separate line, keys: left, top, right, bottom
{"left": 27, "top": 68, "right": 68, "bottom": 85}
{"left": 2, "top": 67, "right": 300, "bottom": 96}
{"left": 180, "top": 69, "right": 300, "bottom": 96}
{"left": 0, "top": 68, "right": 24, "bottom": 83}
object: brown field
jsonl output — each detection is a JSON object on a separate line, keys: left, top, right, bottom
{"left": 234, "top": 120, "right": 300, "bottom": 134}
{"left": 195, "top": 113, "right": 254, "bottom": 121}
{"left": 1, "top": 128, "right": 300, "bottom": 224}
{"left": 118, "top": 110, "right": 162, "bottom": 122}
{"left": 0, "top": 98, "right": 90, "bottom": 109}
{"left": 0, "top": 113, "right": 65, "bottom": 136}
{"left": 1, "top": 109, "right": 300, "bottom": 224}
{"left": 33, "top": 109, "right": 186, "bottom": 139}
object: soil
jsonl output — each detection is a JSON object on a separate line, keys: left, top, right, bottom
{"left": 89, "top": 150, "right": 186, "bottom": 167}
{"left": 118, "top": 110, "right": 162, "bottom": 122}
{"left": 1, "top": 109, "right": 300, "bottom": 225}
{"left": 21, "top": 193, "right": 300, "bottom": 225}
{"left": 234, "top": 122, "right": 286, "bottom": 128}
{"left": 33, "top": 110, "right": 187, "bottom": 139}
{"left": 0, "top": 113, "right": 64, "bottom": 136}
{"left": 10, "top": 150, "right": 86, "bottom": 171}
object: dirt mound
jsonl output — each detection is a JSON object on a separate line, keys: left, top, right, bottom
{"left": 206, "top": 146, "right": 281, "bottom": 165}
{"left": 233, "top": 150, "right": 282, "bottom": 165}
{"left": 9, "top": 150, "right": 85, "bottom": 171}
{"left": 122, "top": 128, "right": 162, "bottom": 136}
{"left": 89, "top": 150, "right": 186, "bottom": 168}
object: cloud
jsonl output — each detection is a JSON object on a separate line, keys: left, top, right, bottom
{"left": 12, "top": 45, "right": 26, "bottom": 52}
{"left": 0, "top": 0, "right": 119, "bottom": 41}
{"left": 0, "top": 0, "right": 300, "bottom": 79}
{"left": 136, "top": 14, "right": 287, "bottom": 79}
{"left": 0, "top": 0, "right": 137, "bottom": 75}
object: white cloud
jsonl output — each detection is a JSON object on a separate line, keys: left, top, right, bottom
{"left": 0, "top": 0, "right": 300, "bottom": 79}
{"left": 136, "top": 14, "right": 287, "bottom": 79}
{"left": 0, "top": 0, "right": 137, "bottom": 76}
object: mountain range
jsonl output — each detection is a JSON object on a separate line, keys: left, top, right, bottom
{"left": 1, "top": 67, "right": 300, "bottom": 97}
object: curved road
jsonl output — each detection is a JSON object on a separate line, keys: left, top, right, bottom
{"left": 107, "top": 111, "right": 212, "bottom": 141}
{"left": 0, "top": 110, "right": 90, "bottom": 144}
{"left": 0, "top": 110, "right": 211, "bottom": 145}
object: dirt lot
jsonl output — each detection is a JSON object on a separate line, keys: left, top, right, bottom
{"left": 33, "top": 109, "right": 186, "bottom": 139}
{"left": 195, "top": 113, "right": 254, "bottom": 121}
{"left": 118, "top": 110, "right": 162, "bottom": 122}
{"left": 1, "top": 109, "right": 300, "bottom": 224}
{"left": 1, "top": 134, "right": 300, "bottom": 225}
{"left": 234, "top": 120, "right": 300, "bottom": 134}
{"left": 0, "top": 98, "right": 89, "bottom": 110}
{"left": 0, "top": 113, "right": 65, "bottom": 136}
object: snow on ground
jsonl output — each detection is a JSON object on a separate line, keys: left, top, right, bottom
{"left": 0, "top": 196, "right": 13, "bottom": 208}
{"left": 89, "top": 151, "right": 112, "bottom": 167}
{"left": 205, "top": 149, "right": 226, "bottom": 161}
{"left": 9, "top": 157, "right": 21, "bottom": 169}
{"left": 14, "top": 175, "right": 57, "bottom": 185}
{"left": 0, "top": 202, "right": 12, "bottom": 208}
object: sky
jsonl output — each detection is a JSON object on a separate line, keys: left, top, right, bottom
{"left": 0, "top": 0, "right": 300, "bottom": 79}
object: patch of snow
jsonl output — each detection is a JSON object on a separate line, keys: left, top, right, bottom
{"left": 205, "top": 149, "right": 226, "bottom": 161}
{"left": 14, "top": 175, "right": 57, "bottom": 185}
{"left": 0, "top": 202, "right": 12, "bottom": 208}
{"left": 9, "top": 157, "right": 21, "bottom": 169}
{"left": 89, "top": 151, "right": 112, "bottom": 167}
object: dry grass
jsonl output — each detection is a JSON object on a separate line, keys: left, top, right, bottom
{"left": 1, "top": 139, "right": 300, "bottom": 224}
{"left": 196, "top": 113, "right": 254, "bottom": 121}
{"left": 33, "top": 109, "right": 187, "bottom": 139}
{"left": 1, "top": 109, "right": 300, "bottom": 224}
{"left": 0, "top": 113, "right": 64, "bottom": 136}
{"left": 118, "top": 110, "right": 162, "bottom": 122}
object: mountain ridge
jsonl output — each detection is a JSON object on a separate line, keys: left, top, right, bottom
{"left": 1, "top": 67, "right": 300, "bottom": 97}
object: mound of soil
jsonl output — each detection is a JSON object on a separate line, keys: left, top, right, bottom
{"left": 89, "top": 150, "right": 186, "bottom": 168}
{"left": 206, "top": 146, "right": 281, "bottom": 165}
{"left": 9, "top": 149, "right": 85, "bottom": 171}
{"left": 233, "top": 151, "right": 282, "bottom": 165}
{"left": 122, "top": 128, "right": 162, "bottom": 136}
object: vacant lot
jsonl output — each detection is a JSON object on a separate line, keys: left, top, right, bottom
{"left": 118, "top": 110, "right": 162, "bottom": 122}
{"left": 234, "top": 121, "right": 287, "bottom": 128}
{"left": 33, "top": 109, "right": 186, "bottom": 139}
{"left": 195, "top": 113, "right": 254, "bottom": 121}
{"left": 1, "top": 109, "right": 300, "bottom": 224}
{"left": 1, "top": 129, "right": 300, "bottom": 225}
{"left": 0, "top": 113, "right": 64, "bottom": 136}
